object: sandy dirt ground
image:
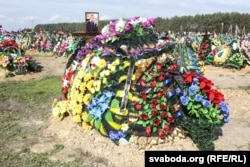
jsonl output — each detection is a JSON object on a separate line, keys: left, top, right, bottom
{"left": 1, "top": 54, "right": 250, "bottom": 167}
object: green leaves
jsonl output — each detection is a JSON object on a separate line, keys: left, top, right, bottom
{"left": 185, "top": 96, "right": 222, "bottom": 124}
{"left": 136, "top": 119, "right": 150, "bottom": 127}
{"left": 85, "top": 113, "right": 94, "bottom": 122}
{"left": 94, "top": 119, "right": 101, "bottom": 129}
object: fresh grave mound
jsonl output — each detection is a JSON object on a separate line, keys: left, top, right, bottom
{"left": 52, "top": 17, "right": 230, "bottom": 150}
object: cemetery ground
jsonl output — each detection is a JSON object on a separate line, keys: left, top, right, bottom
{"left": 0, "top": 52, "right": 250, "bottom": 167}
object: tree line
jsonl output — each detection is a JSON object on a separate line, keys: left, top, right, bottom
{"left": 33, "top": 12, "right": 250, "bottom": 34}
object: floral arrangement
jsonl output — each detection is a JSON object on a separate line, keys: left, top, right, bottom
{"left": 198, "top": 36, "right": 211, "bottom": 59}
{"left": 96, "top": 17, "right": 156, "bottom": 44}
{"left": 241, "top": 37, "right": 250, "bottom": 58}
{"left": 0, "top": 51, "right": 38, "bottom": 76}
{"left": 52, "top": 16, "right": 230, "bottom": 150}
{"left": 180, "top": 72, "right": 229, "bottom": 124}
{"left": 127, "top": 61, "right": 183, "bottom": 139}
{"left": 0, "top": 27, "right": 42, "bottom": 77}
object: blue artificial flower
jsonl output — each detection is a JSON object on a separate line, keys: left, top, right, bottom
{"left": 117, "top": 130, "right": 125, "bottom": 138}
{"left": 176, "top": 59, "right": 181, "bottom": 65}
{"left": 223, "top": 115, "right": 230, "bottom": 123}
{"left": 100, "top": 103, "right": 109, "bottom": 112}
{"left": 182, "top": 90, "right": 188, "bottom": 96}
{"left": 188, "top": 84, "right": 198, "bottom": 95}
{"left": 219, "top": 101, "right": 230, "bottom": 115}
{"left": 88, "top": 91, "right": 115, "bottom": 120}
{"left": 194, "top": 94, "right": 203, "bottom": 102}
{"left": 202, "top": 99, "right": 211, "bottom": 108}
{"left": 87, "top": 102, "right": 94, "bottom": 111}
{"left": 109, "top": 131, "right": 119, "bottom": 140}
{"left": 92, "top": 97, "right": 99, "bottom": 106}
{"left": 192, "top": 77, "right": 199, "bottom": 83}
{"left": 180, "top": 95, "right": 189, "bottom": 106}
{"left": 90, "top": 107, "right": 103, "bottom": 120}
{"left": 174, "top": 110, "right": 183, "bottom": 118}
{"left": 109, "top": 130, "right": 125, "bottom": 140}
{"left": 104, "top": 91, "right": 115, "bottom": 98}
{"left": 98, "top": 94, "right": 106, "bottom": 103}
{"left": 175, "top": 87, "right": 181, "bottom": 95}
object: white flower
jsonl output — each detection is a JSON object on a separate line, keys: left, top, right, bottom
{"left": 115, "top": 19, "right": 126, "bottom": 32}
{"left": 101, "top": 25, "right": 109, "bottom": 34}
{"left": 71, "top": 60, "right": 78, "bottom": 71}
{"left": 139, "top": 17, "right": 147, "bottom": 23}
{"left": 90, "top": 56, "right": 100, "bottom": 66}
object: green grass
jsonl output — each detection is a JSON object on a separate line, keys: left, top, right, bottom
{"left": 0, "top": 76, "right": 62, "bottom": 103}
{"left": 0, "top": 76, "right": 88, "bottom": 167}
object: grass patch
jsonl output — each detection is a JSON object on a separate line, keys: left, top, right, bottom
{"left": 0, "top": 147, "right": 86, "bottom": 167}
{"left": 0, "top": 111, "right": 22, "bottom": 145}
{"left": 0, "top": 76, "right": 62, "bottom": 103}
{"left": 0, "top": 76, "right": 87, "bottom": 167}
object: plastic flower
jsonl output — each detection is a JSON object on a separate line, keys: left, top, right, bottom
{"left": 189, "top": 84, "right": 198, "bottom": 95}
{"left": 158, "top": 129, "right": 166, "bottom": 139}
{"left": 194, "top": 94, "right": 203, "bottom": 102}
{"left": 83, "top": 93, "right": 92, "bottom": 105}
{"left": 82, "top": 122, "right": 92, "bottom": 130}
{"left": 183, "top": 72, "right": 197, "bottom": 83}
{"left": 86, "top": 80, "right": 94, "bottom": 90}
{"left": 87, "top": 91, "right": 115, "bottom": 120}
{"left": 223, "top": 115, "right": 230, "bottom": 123}
{"left": 203, "top": 89, "right": 224, "bottom": 106}
{"left": 199, "top": 77, "right": 214, "bottom": 90}
{"left": 96, "top": 17, "right": 156, "bottom": 44}
{"left": 180, "top": 95, "right": 189, "bottom": 106}
{"left": 109, "top": 130, "right": 125, "bottom": 141}
{"left": 180, "top": 72, "right": 230, "bottom": 124}
{"left": 201, "top": 99, "right": 211, "bottom": 108}
{"left": 84, "top": 73, "right": 93, "bottom": 81}
{"left": 219, "top": 101, "right": 230, "bottom": 115}
{"left": 145, "top": 127, "right": 151, "bottom": 137}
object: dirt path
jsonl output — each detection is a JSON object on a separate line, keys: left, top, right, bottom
{"left": 1, "top": 54, "right": 250, "bottom": 167}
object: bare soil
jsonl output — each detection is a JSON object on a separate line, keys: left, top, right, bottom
{"left": 1, "top": 54, "right": 250, "bottom": 167}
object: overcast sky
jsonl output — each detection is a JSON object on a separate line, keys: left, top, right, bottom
{"left": 1, "top": 0, "right": 249, "bottom": 31}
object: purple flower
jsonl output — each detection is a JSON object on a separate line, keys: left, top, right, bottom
{"left": 114, "top": 30, "right": 121, "bottom": 36}
{"left": 142, "top": 21, "right": 150, "bottom": 28}
{"left": 180, "top": 95, "right": 189, "bottom": 106}
{"left": 124, "top": 24, "right": 132, "bottom": 32}
{"left": 96, "top": 35, "right": 105, "bottom": 40}
{"left": 147, "top": 18, "right": 156, "bottom": 26}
